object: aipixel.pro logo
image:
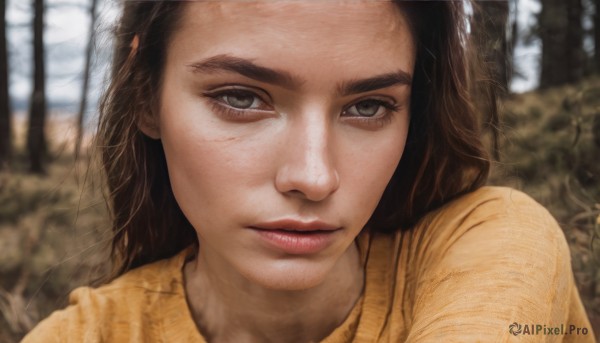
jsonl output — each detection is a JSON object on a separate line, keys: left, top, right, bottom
{"left": 508, "top": 322, "right": 589, "bottom": 336}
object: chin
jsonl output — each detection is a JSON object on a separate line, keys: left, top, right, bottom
{"left": 240, "top": 259, "right": 334, "bottom": 291}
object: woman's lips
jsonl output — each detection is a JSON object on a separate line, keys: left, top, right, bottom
{"left": 248, "top": 219, "right": 341, "bottom": 254}
{"left": 250, "top": 219, "right": 339, "bottom": 232}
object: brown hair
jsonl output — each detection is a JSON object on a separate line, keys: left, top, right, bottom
{"left": 97, "top": 1, "right": 498, "bottom": 278}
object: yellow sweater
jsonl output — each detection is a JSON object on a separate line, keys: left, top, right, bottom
{"left": 22, "top": 187, "right": 596, "bottom": 342}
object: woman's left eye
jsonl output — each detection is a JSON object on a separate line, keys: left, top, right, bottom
{"left": 343, "top": 99, "right": 398, "bottom": 118}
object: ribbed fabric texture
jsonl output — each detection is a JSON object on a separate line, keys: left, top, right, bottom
{"left": 22, "top": 187, "right": 596, "bottom": 342}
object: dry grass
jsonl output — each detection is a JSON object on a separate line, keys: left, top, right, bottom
{"left": 0, "top": 120, "right": 110, "bottom": 343}
{"left": 491, "top": 77, "right": 600, "bottom": 340}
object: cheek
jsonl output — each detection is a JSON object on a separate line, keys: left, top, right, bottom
{"left": 157, "top": 95, "right": 273, "bottom": 228}
{"left": 160, "top": 128, "right": 268, "bottom": 209}
{"left": 337, "top": 122, "right": 409, "bottom": 222}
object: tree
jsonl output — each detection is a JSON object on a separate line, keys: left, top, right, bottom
{"left": 0, "top": 0, "right": 10, "bottom": 169}
{"left": 539, "top": 0, "right": 584, "bottom": 88}
{"left": 594, "top": 0, "right": 600, "bottom": 72}
{"left": 26, "top": 0, "right": 47, "bottom": 173}
{"left": 566, "top": 0, "right": 585, "bottom": 81}
{"left": 472, "top": 1, "right": 511, "bottom": 94}
{"left": 74, "top": 0, "right": 98, "bottom": 159}
{"left": 508, "top": 0, "right": 519, "bottom": 81}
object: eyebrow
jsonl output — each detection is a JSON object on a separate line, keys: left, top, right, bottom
{"left": 187, "top": 54, "right": 412, "bottom": 95}
{"left": 187, "top": 54, "right": 302, "bottom": 90}
{"left": 338, "top": 72, "right": 412, "bottom": 96}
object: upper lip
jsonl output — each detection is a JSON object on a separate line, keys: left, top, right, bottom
{"left": 249, "top": 219, "right": 340, "bottom": 232}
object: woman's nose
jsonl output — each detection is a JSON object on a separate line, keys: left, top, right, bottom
{"left": 274, "top": 115, "right": 340, "bottom": 202}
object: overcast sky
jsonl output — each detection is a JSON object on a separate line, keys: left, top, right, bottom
{"left": 513, "top": 0, "right": 541, "bottom": 92}
{"left": 6, "top": 0, "right": 118, "bottom": 115}
{"left": 5, "top": 0, "right": 541, "bottom": 116}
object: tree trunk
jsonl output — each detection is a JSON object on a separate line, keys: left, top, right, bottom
{"left": 74, "top": 0, "right": 98, "bottom": 159}
{"left": 509, "top": 0, "right": 518, "bottom": 70}
{"left": 594, "top": 0, "right": 600, "bottom": 72}
{"left": 539, "top": 0, "right": 567, "bottom": 87}
{"left": 566, "top": 0, "right": 584, "bottom": 82}
{"left": 26, "top": 0, "right": 46, "bottom": 173}
{"left": 0, "top": 0, "right": 11, "bottom": 169}
{"left": 472, "top": 1, "right": 511, "bottom": 94}
{"left": 539, "top": 0, "right": 584, "bottom": 88}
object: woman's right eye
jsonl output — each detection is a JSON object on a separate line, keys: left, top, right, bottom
{"left": 217, "top": 90, "right": 264, "bottom": 110}
{"left": 203, "top": 88, "right": 275, "bottom": 121}
{"left": 204, "top": 88, "right": 272, "bottom": 111}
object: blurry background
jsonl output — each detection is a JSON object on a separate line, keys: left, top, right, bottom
{"left": 0, "top": 0, "right": 599, "bottom": 342}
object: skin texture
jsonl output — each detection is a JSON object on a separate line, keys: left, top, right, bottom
{"left": 143, "top": 1, "right": 415, "bottom": 342}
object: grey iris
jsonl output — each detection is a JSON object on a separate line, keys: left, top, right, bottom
{"left": 356, "top": 101, "right": 379, "bottom": 117}
{"left": 226, "top": 94, "right": 254, "bottom": 109}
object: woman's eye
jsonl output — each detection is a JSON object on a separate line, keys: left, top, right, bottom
{"left": 343, "top": 99, "right": 395, "bottom": 118}
{"left": 218, "top": 91, "right": 263, "bottom": 110}
{"left": 203, "top": 88, "right": 274, "bottom": 121}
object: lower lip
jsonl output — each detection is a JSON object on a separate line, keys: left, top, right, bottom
{"left": 251, "top": 228, "right": 338, "bottom": 255}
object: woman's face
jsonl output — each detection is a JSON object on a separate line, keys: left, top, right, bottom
{"left": 154, "top": 1, "right": 415, "bottom": 290}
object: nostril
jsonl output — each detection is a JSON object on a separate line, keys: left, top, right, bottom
{"left": 287, "top": 189, "right": 305, "bottom": 197}
{"left": 274, "top": 136, "right": 339, "bottom": 201}
{"left": 277, "top": 170, "right": 340, "bottom": 202}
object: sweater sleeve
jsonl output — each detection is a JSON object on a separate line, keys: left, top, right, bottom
{"left": 403, "top": 188, "right": 595, "bottom": 343}
{"left": 20, "top": 249, "right": 199, "bottom": 343}
{"left": 20, "top": 287, "right": 107, "bottom": 343}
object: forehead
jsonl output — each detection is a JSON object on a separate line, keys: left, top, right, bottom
{"left": 168, "top": 1, "right": 415, "bottom": 85}
{"left": 178, "top": 1, "right": 406, "bottom": 34}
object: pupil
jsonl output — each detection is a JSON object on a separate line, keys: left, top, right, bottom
{"left": 227, "top": 94, "right": 254, "bottom": 109}
{"left": 356, "top": 101, "right": 379, "bottom": 117}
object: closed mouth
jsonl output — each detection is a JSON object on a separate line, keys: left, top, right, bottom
{"left": 248, "top": 219, "right": 341, "bottom": 233}
{"left": 252, "top": 228, "right": 334, "bottom": 234}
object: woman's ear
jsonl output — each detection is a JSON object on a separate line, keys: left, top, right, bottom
{"left": 138, "top": 114, "right": 161, "bottom": 140}
{"left": 129, "top": 34, "right": 161, "bottom": 139}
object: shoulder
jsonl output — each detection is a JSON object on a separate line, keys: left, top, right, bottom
{"left": 434, "top": 185, "right": 551, "bottom": 221}
{"left": 414, "top": 186, "right": 565, "bottom": 244}
{"left": 396, "top": 187, "right": 584, "bottom": 340}
{"left": 406, "top": 186, "right": 572, "bottom": 287}
{"left": 21, "top": 249, "right": 192, "bottom": 342}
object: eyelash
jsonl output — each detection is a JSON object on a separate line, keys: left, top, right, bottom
{"left": 342, "top": 100, "right": 400, "bottom": 128}
{"left": 204, "top": 89, "right": 271, "bottom": 121}
{"left": 203, "top": 88, "right": 401, "bottom": 127}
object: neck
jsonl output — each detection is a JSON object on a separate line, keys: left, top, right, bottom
{"left": 183, "top": 243, "right": 364, "bottom": 343}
